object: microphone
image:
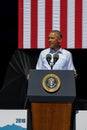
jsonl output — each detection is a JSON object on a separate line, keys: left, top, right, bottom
{"left": 53, "top": 53, "right": 59, "bottom": 64}
{"left": 46, "top": 53, "right": 59, "bottom": 70}
{"left": 46, "top": 54, "right": 52, "bottom": 66}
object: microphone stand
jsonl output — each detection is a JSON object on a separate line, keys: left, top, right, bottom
{"left": 50, "top": 62, "right": 54, "bottom": 70}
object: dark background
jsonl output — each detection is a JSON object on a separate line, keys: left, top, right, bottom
{"left": 0, "top": 0, "right": 18, "bottom": 87}
{"left": 0, "top": 0, "right": 87, "bottom": 109}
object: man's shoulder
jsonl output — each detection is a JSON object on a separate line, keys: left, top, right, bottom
{"left": 62, "top": 48, "right": 71, "bottom": 55}
{"left": 40, "top": 48, "right": 50, "bottom": 54}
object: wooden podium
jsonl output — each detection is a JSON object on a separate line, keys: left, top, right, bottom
{"left": 27, "top": 69, "right": 76, "bottom": 130}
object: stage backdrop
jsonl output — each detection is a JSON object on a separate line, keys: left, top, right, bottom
{"left": 18, "top": 0, "right": 87, "bottom": 49}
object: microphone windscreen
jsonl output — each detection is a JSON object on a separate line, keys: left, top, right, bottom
{"left": 53, "top": 54, "right": 59, "bottom": 63}
{"left": 46, "top": 54, "right": 52, "bottom": 63}
{"left": 46, "top": 54, "right": 51, "bottom": 60}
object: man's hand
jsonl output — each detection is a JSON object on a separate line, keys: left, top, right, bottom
{"left": 74, "top": 72, "right": 78, "bottom": 78}
{"left": 26, "top": 74, "right": 29, "bottom": 80}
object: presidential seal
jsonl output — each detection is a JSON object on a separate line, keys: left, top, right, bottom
{"left": 42, "top": 74, "right": 61, "bottom": 93}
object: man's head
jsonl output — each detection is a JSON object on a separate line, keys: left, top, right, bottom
{"left": 48, "top": 30, "right": 62, "bottom": 51}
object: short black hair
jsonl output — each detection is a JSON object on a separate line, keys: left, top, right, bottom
{"left": 51, "top": 30, "right": 63, "bottom": 40}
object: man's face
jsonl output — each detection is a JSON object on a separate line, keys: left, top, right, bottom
{"left": 48, "top": 32, "right": 61, "bottom": 49}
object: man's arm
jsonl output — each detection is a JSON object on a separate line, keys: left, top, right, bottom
{"left": 36, "top": 52, "right": 43, "bottom": 69}
{"left": 67, "top": 52, "right": 78, "bottom": 78}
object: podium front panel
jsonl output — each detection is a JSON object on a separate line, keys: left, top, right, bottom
{"left": 27, "top": 69, "right": 76, "bottom": 102}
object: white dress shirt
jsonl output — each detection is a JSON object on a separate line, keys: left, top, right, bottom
{"left": 36, "top": 47, "right": 76, "bottom": 72}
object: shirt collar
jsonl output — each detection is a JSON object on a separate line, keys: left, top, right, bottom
{"left": 49, "top": 47, "right": 63, "bottom": 54}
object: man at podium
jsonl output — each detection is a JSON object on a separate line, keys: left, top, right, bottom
{"left": 36, "top": 30, "right": 78, "bottom": 78}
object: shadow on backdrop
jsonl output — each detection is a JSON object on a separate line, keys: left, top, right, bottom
{"left": 0, "top": 49, "right": 31, "bottom": 109}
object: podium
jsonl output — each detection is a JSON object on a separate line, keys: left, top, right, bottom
{"left": 27, "top": 69, "right": 76, "bottom": 130}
